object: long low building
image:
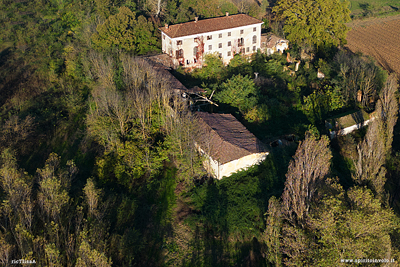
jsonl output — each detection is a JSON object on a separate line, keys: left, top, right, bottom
{"left": 196, "top": 112, "right": 269, "bottom": 179}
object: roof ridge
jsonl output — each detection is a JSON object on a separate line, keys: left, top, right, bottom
{"left": 207, "top": 123, "right": 252, "bottom": 164}
{"left": 212, "top": 113, "right": 252, "bottom": 153}
{"left": 196, "top": 112, "right": 267, "bottom": 164}
{"left": 160, "top": 14, "right": 262, "bottom": 39}
{"left": 209, "top": 115, "right": 252, "bottom": 153}
{"left": 167, "top": 13, "right": 249, "bottom": 27}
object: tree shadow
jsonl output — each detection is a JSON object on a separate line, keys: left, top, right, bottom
{"left": 235, "top": 238, "right": 266, "bottom": 267}
{"left": 0, "top": 46, "right": 12, "bottom": 69}
{"left": 351, "top": 110, "right": 365, "bottom": 126}
{"left": 0, "top": 48, "right": 33, "bottom": 108}
{"left": 188, "top": 180, "right": 230, "bottom": 266}
{"left": 359, "top": 3, "right": 374, "bottom": 17}
{"left": 107, "top": 168, "right": 177, "bottom": 266}
{"left": 248, "top": 106, "right": 310, "bottom": 141}
{"left": 386, "top": 117, "right": 400, "bottom": 214}
{"left": 266, "top": 0, "right": 279, "bottom": 8}
{"left": 186, "top": 153, "right": 286, "bottom": 266}
{"left": 330, "top": 138, "right": 355, "bottom": 190}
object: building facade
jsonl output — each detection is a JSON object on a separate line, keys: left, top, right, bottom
{"left": 159, "top": 13, "right": 263, "bottom": 67}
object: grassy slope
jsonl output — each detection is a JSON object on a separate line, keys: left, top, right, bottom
{"left": 348, "top": 0, "right": 400, "bottom": 18}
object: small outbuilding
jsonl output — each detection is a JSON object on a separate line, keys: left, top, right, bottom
{"left": 261, "top": 34, "right": 289, "bottom": 55}
{"left": 196, "top": 112, "right": 269, "bottom": 179}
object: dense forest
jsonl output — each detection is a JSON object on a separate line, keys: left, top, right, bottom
{"left": 1, "top": 0, "right": 400, "bottom": 266}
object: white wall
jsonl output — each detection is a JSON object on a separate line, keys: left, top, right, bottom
{"left": 218, "top": 152, "right": 269, "bottom": 179}
{"left": 195, "top": 142, "right": 269, "bottom": 179}
{"left": 195, "top": 143, "right": 221, "bottom": 178}
{"left": 276, "top": 41, "right": 288, "bottom": 53}
{"left": 337, "top": 119, "right": 372, "bottom": 136}
{"left": 162, "top": 22, "right": 263, "bottom": 67}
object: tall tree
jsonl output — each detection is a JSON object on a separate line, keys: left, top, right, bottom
{"left": 91, "top": 7, "right": 158, "bottom": 54}
{"left": 0, "top": 236, "right": 13, "bottom": 266}
{"left": 164, "top": 108, "right": 204, "bottom": 185}
{"left": 309, "top": 184, "right": 397, "bottom": 266}
{"left": 75, "top": 231, "right": 112, "bottom": 267}
{"left": 354, "top": 113, "right": 386, "bottom": 196}
{"left": 378, "top": 73, "right": 399, "bottom": 155}
{"left": 280, "top": 223, "right": 314, "bottom": 266}
{"left": 91, "top": 7, "right": 137, "bottom": 52}
{"left": 334, "top": 51, "right": 386, "bottom": 109}
{"left": 273, "top": 0, "right": 351, "bottom": 47}
{"left": 147, "top": 0, "right": 166, "bottom": 17}
{"left": 263, "top": 196, "right": 283, "bottom": 266}
{"left": 215, "top": 74, "right": 259, "bottom": 114}
{"left": 36, "top": 153, "right": 78, "bottom": 264}
{"left": 0, "top": 149, "right": 33, "bottom": 257}
{"left": 282, "top": 134, "right": 332, "bottom": 225}
{"left": 132, "top": 15, "right": 158, "bottom": 55}
{"left": 0, "top": 116, "right": 34, "bottom": 152}
{"left": 88, "top": 55, "right": 188, "bottom": 187}
{"left": 83, "top": 179, "right": 103, "bottom": 218}
{"left": 94, "top": 0, "right": 112, "bottom": 19}
{"left": 37, "top": 153, "right": 76, "bottom": 223}
{"left": 44, "top": 243, "right": 63, "bottom": 267}
{"left": 354, "top": 74, "right": 398, "bottom": 197}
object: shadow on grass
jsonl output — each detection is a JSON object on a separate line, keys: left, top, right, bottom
{"left": 245, "top": 107, "right": 310, "bottom": 141}
{"left": 184, "top": 151, "right": 290, "bottom": 266}
{"left": 330, "top": 138, "right": 355, "bottom": 191}
{"left": 386, "top": 117, "right": 400, "bottom": 214}
{"left": 107, "top": 168, "right": 178, "bottom": 266}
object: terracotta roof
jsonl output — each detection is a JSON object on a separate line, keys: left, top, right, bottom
{"left": 196, "top": 112, "right": 267, "bottom": 164}
{"left": 141, "top": 56, "right": 187, "bottom": 93}
{"left": 146, "top": 54, "right": 175, "bottom": 69}
{"left": 187, "top": 86, "right": 206, "bottom": 94}
{"left": 159, "top": 14, "right": 262, "bottom": 39}
{"left": 266, "top": 34, "right": 288, "bottom": 49}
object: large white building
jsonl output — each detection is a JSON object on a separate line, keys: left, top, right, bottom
{"left": 159, "top": 13, "right": 263, "bottom": 67}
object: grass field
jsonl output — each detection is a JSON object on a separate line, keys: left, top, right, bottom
{"left": 348, "top": 0, "right": 400, "bottom": 18}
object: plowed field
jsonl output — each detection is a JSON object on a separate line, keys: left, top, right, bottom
{"left": 346, "top": 15, "right": 400, "bottom": 75}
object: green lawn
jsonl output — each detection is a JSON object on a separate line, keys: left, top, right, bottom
{"left": 348, "top": 0, "right": 400, "bottom": 18}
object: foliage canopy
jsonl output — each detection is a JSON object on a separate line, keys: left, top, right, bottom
{"left": 215, "top": 74, "right": 259, "bottom": 114}
{"left": 273, "top": 0, "right": 351, "bottom": 47}
{"left": 91, "top": 7, "right": 158, "bottom": 54}
{"left": 1, "top": 0, "right": 400, "bottom": 265}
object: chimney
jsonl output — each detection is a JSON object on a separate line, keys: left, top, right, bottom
{"left": 165, "top": 24, "right": 168, "bottom": 29}
{"left": 226, "top": 12, "right": 229, "bottom": 16}
{"left": 195, "top": 17, "right": 198, "bottom": 22}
